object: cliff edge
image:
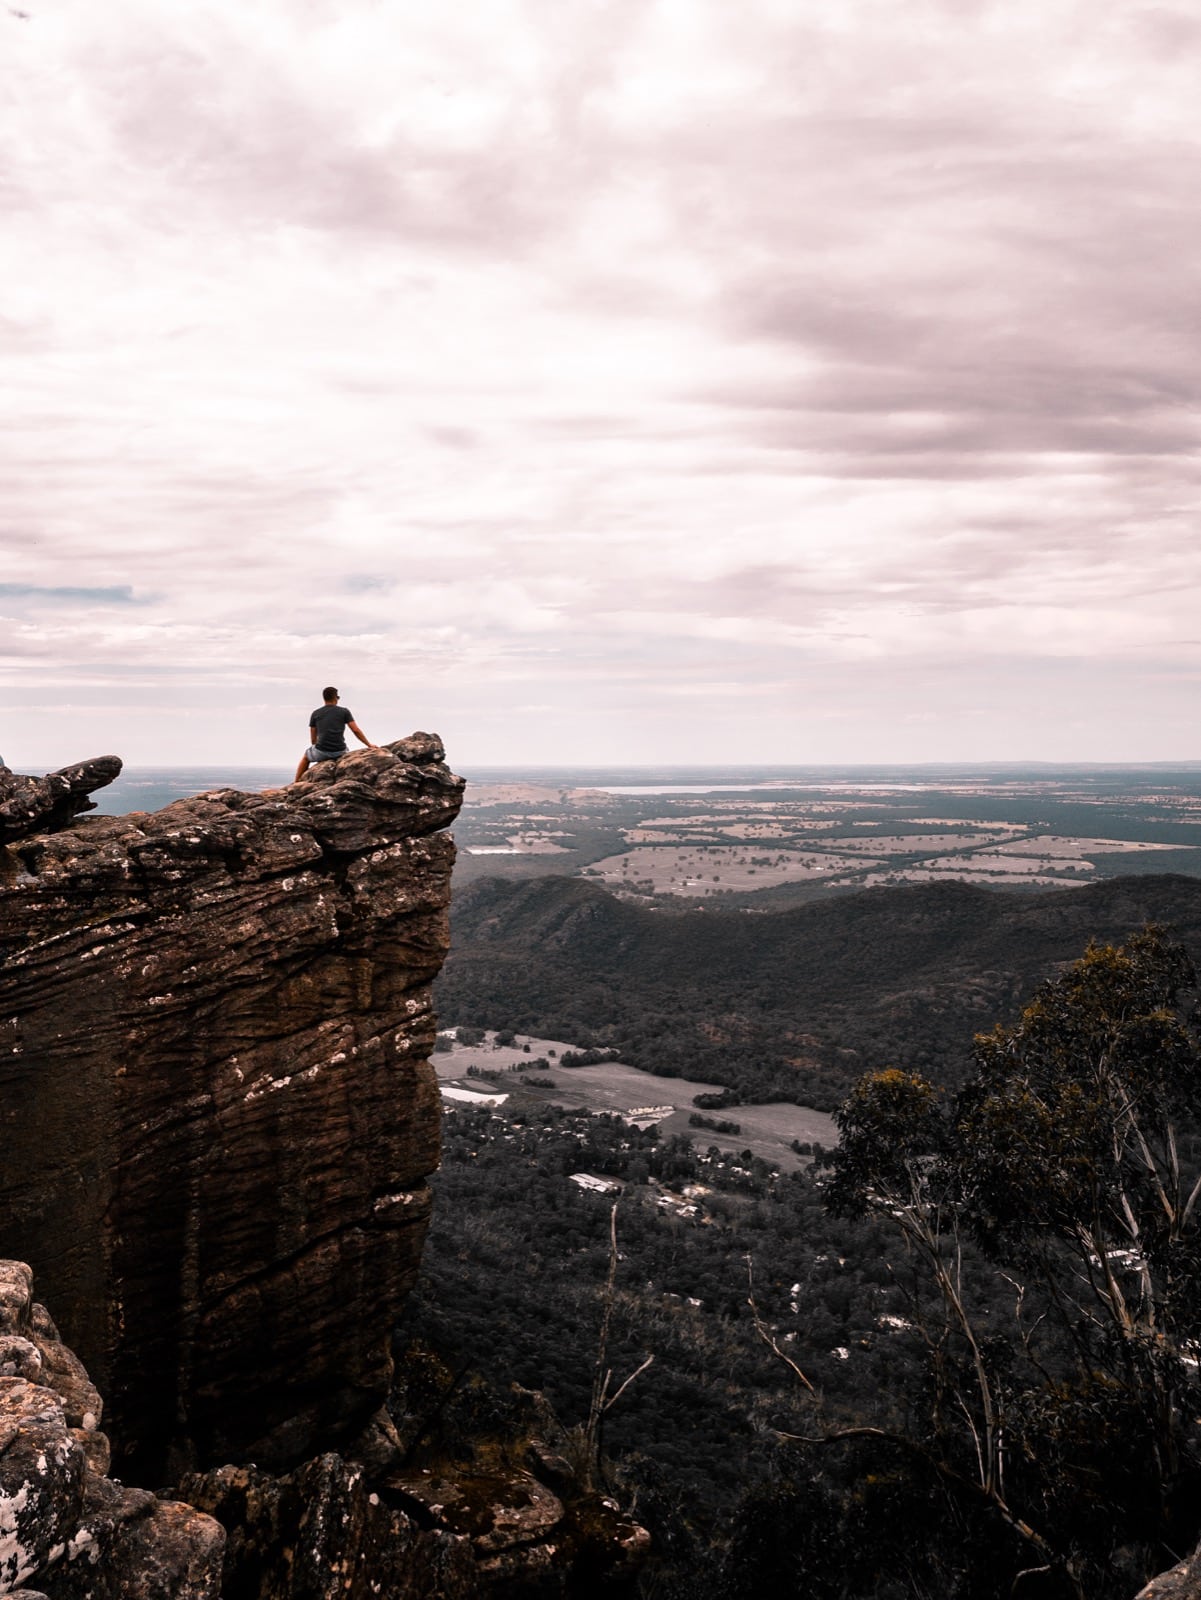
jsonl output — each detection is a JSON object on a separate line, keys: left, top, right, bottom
{"left": 0, "top": 736, "right": 464, "bottom": 1483}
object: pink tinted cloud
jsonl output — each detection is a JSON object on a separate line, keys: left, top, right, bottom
{"left": 1, "top": 0, "right": 1200, "bottom": 762}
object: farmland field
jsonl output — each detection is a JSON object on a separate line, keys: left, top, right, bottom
{"left": 434, "top": 1030, "right": 837, "bottom": 1171}
{"left": 585, "top": 844, "right": 885, "bottom": 894}
{"left": 451, "top": 764, "right": 1201, "bottom": 903}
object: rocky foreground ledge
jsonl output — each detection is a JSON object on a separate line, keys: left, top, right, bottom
{"left": 0, "top": 737, "right": 463, "bottom": 1482}
{"left": 0, "top": 1256, "right": 649, "bottom": 1600}
{"left": 0, "top": 1258, "right": 224, "bottom": 1598}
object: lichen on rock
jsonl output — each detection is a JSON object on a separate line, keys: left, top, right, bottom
{"left": 0, "top": 757, "right": 122, "bottom": 846}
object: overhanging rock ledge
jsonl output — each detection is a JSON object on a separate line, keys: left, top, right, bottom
{"left": 0, "top": 735, "right": 464, "bottom": 1483}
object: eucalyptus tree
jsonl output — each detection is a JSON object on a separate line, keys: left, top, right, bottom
{"left": 825, "top": 929, "right": 1201, "bottom": 1596}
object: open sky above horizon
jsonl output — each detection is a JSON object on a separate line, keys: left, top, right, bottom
{"left": 3, "top": 0, "right": 1200, "bottom": 770}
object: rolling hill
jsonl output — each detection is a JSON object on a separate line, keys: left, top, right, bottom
{"left": 437, "top": 873, "right": 1201, "bottom": 1108}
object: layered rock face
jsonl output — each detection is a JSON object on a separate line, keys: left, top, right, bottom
{"left": 0, "top": 737, "right": 463, "bottom": 1483}
{"left": 0, "top": 1256, "right": 645, "bottom": 1600}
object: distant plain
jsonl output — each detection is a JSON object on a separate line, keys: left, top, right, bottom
{"left": 91, "top": 762, "right": 1201, "bottom": 907}
{"left": 452, "top": 763, "right": 1201, "bottom": 905}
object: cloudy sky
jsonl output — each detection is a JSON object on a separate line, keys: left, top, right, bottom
{"left": 3, "top": 0, "right": 1199, "bottom": 769}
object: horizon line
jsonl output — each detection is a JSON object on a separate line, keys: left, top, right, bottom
{"left": 83, "top": 758, "right": 1201, "bottom": 773}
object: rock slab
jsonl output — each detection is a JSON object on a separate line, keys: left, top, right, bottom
{"left": 1138, "top": 1549, "right": 1201, "bottom": 1599}
{"left": 0, "top": 737, "right": 463, "bottom": 1481}
{"left": 0, "top": 757, "right": 122, "bottom": 846}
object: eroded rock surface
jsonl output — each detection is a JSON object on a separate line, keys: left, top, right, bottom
{"left": 181, "top": 1455, "right": 480, "bottom": 1600}
{"left": 180, "top": 1434, "right": 649, "bottom": 1600}
{"left": 0, "top": 1260, "right": 223, "bottom": 1600}
{"left": 0, "top": 757, "right": 122, "bottom": 846}
{"left": 0, "top": 737, "right": 463, "bottom": 1481}
{"left": 377, "top": 1347, "right": 651, "bottom": 1596}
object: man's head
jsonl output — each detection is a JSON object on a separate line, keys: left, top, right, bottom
{"left": 322, "top": 687, "right": 339, "bottom": 703}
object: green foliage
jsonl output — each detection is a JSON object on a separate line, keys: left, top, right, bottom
{"left": 418, "top": 918, "right": 1201, "bottom": 1597}
{"left": 689, "top": 1113, "right": 742, "bottom": 1135}
{"left": 826, "top": 1068, "right": 944, "bottom": 1220}
{"left": 398, "top": 1101, "right": 924, "bottom": 1555}
{"left": 958, "top": 931, "right": 1201, "bottom": 1248}
{"left": 825, "top": 928, "right": 1201, "bottom": 1596}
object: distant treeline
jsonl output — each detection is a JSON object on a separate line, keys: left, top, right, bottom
{"left": 688, "top": 1112, "right": 741, "bottom": 1134}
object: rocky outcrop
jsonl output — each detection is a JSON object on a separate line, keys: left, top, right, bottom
{"left": 380, "top": 1463, "right": 649, "bottom": 1594}
{"left": 176, "top": 1346, "right": 650, "bottom": 1600}
{"left": 0, "top": 737, "right": 463, "bottom": 1482}
{"left": 0, "top": 1259, "right": 224, "bottom": 1599}
{"left": 0, "top": 757, "right": 122, "bottom": 845}
{"left": 0, "top": 1260, "right": 647, "bottom": 1600}
{"left": 180, "top": 1455, "right": 479, "bottom": 1600}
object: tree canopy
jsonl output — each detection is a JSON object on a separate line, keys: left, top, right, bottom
{"left": 826, "top": 928, "right": 1201, "bottom": 1597}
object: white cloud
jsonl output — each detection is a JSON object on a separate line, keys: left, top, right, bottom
{"left": 2, "top": 0, "right": 1200, "bottom": 767}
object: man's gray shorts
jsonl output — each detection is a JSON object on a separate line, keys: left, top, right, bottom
{"left": 307, "top": 746, "right": 343, "bottom": 763}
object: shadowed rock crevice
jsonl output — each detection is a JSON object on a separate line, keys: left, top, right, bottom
{"left": 0, "top": 735, "right": 463, "bottom": 1484}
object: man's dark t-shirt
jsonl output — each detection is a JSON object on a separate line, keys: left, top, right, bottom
{"left": 311, "top": 705, "right": 353, "bottom": 753}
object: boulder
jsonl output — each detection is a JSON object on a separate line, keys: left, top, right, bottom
{"left": 180, "top": 1454, "right": 479, "bottom": 1600}
{"left": 1137, "top": 1548, "right": 1201, "bottom": 1598}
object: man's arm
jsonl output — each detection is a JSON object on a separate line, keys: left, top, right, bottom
{"left": 309, "top": 725, "right": 317, "bottom": 746}
{"left": 348, "top": 720, "right": 378, "bottom": 750}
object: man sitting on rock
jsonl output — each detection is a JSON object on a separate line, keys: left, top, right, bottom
{"left": 294, "top": 686, "right": 378, "bottom": 782}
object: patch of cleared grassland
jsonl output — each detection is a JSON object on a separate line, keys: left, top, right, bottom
{"left": 714, "top": 820, "right": 840, "bottom": 837}
{"left": 433, "top": 1031, "right": 837, "bottom": 1171}
{"left": 922, "top": 852, "right": 1093, "bottom": 875}
{"left": 587, "top": 844, "right": 885, "bottom": 894}
{"left": 823, "top": 832, "right": 1013, "bottom": 854}
{"left": 845, "top": 868, "right": 1083, "bottom": 888}
{"left": 994, "top": 834, "right": 1198, "bottom": 857}
{"left": 503, "top": 833, "right": 571, "bottom": 853}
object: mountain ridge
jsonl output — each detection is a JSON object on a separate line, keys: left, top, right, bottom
{"left": 439, "top": 872, "right": 1201, "bottom": 1105}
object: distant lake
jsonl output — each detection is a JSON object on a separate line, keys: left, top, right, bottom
{"left": 594, "top": 781, "right": 993, "bottom": 795}
{"left": 597, "top": 783, "right": 813, "bottom": 795}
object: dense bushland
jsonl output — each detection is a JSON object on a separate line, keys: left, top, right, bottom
{"left": 411, "top": 926, "right": 1201, "bottom": 1597}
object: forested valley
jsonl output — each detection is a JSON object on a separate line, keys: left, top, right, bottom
{"left": 438, "top": 872, "right": 1201, "bottom": 1108}
{"left": 415, "top": 884, "right": 1201, "bottom": 1597}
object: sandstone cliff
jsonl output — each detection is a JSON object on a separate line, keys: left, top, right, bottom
{"left": 0, "top": 738, "right": 463, "bottom": 1483}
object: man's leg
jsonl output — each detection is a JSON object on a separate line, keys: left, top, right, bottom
{"left": 294, "top": 751, "right": 311, "bottom": 783}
